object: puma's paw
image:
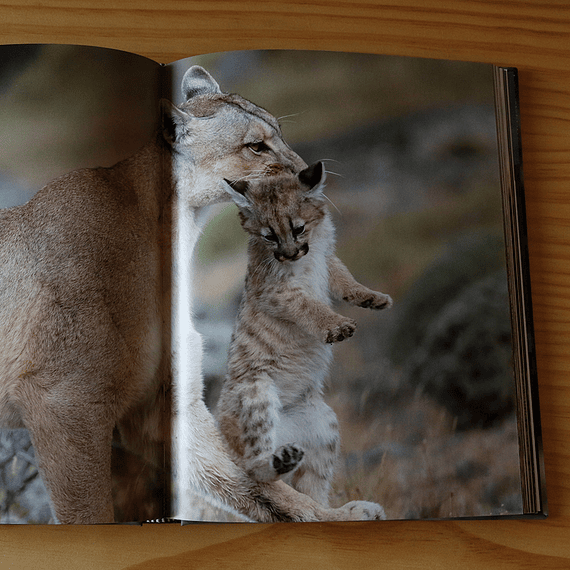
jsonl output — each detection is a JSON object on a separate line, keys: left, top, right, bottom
{"left": 357, "top": 292, "right": 393, "bottom": 310}
{"left": 338, "top": 500, "right": 387, "bottom": 521}
{"left": 324, "top": 318, "right": 356, "bottom": 344}
{"left": 273, "top": 444, "right": 304, "bottom": 475}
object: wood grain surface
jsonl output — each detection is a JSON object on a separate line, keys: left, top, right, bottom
{"left": 1, "top": 0, "right": 569, "bottom": 567}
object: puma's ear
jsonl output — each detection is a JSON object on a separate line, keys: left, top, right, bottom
{"left": 160, "top": 99, "right": 190, "bottom": 146}
{"left": 223, "top": 179, "right": 252, "bottom": 210}
{"left": 299, "top": 162, "right": 326, "bottom": 195}
{"left": 181, "top": 66, "right": 222, "bottom": 101}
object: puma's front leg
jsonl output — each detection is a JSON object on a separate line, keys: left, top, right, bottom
{"left": 328, "top": 255, "right": 393, "bottom": 310}
{"left": 22, "top": 394, "right": 115, "bottom": 524}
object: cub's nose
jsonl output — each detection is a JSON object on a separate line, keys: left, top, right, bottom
{"left": 274, "top": 243, "right": 309, "bottom": 262}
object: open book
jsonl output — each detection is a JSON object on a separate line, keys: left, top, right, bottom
{"left": 0, "top": 44, "right": 546, "bottom": 524}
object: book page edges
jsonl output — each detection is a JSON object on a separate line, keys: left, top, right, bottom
{"left": 493, "top": 66, "right": 547, "bottom": 517}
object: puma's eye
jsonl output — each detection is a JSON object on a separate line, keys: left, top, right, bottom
{"left": 247, "top": 141, "right": 270, "bottom": 155}
{"left": 292, "top": 224, "right": 305, "bottom": 237}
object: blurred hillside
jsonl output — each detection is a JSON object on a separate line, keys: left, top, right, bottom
{"left": 0, "top": 45, "right": 160, "bottom": 207}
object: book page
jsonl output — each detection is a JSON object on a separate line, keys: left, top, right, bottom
{"left": 166, "top": 51, "right": 524, "bottom": 522}
{"left": 0, "top": 44, "right": 161, "bottom": 523}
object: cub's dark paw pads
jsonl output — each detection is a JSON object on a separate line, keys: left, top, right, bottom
{"left": 360, "top": 293, "right": 393, "bottom": 310}
{"left": 273, "top": 444, "right": 304, "bottom": 475}
{"left": 325, "top": 319, "right": 356, "bottom": 343}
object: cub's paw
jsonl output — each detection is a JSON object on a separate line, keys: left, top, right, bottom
{"left": 324, "top": 318, "right": 356, "bottom": 344}
{"left": 338, "top": 500, "right": 386, "bottom": 521}
{"left": 348, "top": 291, "right": 393, "bottom": 310}
{"left": 273, "top": 444, "right": 304, "bottom": 475}
{"left": 363, "top": 292, "right": 392, "bottom": 310}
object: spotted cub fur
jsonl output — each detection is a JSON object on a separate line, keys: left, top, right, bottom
{"left": 217, "top": 162, "right": 392, "bottom": 506}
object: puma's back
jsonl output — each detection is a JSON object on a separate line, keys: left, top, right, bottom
{"left": 0, "top": 145, "right": 167, "bottom": 433}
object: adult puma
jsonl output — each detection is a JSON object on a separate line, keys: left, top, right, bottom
{"left": 0, "top": 66, "right": 385, "bottom": 523}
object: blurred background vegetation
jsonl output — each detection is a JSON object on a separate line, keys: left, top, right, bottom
{"left": 0, "top": 46, "right": 522, "bottom": 522}
{"left": 0, "top": 44, "right": 160, "bottom": 207}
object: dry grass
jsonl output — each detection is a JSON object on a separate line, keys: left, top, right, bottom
{"left": 329, "top": 387, "right": 522, "bottom": 519}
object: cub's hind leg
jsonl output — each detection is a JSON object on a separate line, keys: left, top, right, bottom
{"left": 279, "top": 397, "right": 340, "bottom": 507}
{"left": 176, "top": 397, "right": 384, "bottom": 522}
{"left": 279, "top": 397, "right": 386, "bottom": 518}
{"left": 216, "top": 373, "right": 304, "bottom": 484}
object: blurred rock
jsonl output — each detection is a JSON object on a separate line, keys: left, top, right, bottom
{"left": 0, "top": 430, "right": 53, "bottom": 523}
{"left": 294, "top": 103, "right": 499, "bottom": 219}
{"left": 389, "top": 231, "right": 507, "bottom": 367}
{"left": 403, "top": 269, "right": 514, "bottom": 430}
{"left": 0, "top": 172, "right": 35, "bottom": 208}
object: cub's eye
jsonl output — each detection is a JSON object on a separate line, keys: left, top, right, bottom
{"left": 292, "top": 224, "right": 306, "bottom": 238}
{"left": 261, "top": 229, "right": 278, "bottom": 243}
{"left": 247, "top": 141, "right": 270, "bottom": 155}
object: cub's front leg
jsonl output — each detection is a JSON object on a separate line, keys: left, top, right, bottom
{"left": 323, "top": 314, "right": 357, "bottom": 344}
{"left": 328, "top": 255, "right": 393, "bottom": 310}
{"left": 263, "top": 286, "right": 357, "bottom": 344}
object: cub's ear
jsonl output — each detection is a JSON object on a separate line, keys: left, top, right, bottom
{"left": 182, "top": 66, "right": 222, "bottom": 101}
{"left": 299, "top": 161, "right": 326, "bottom": 195}
{"left": 160, "top": 99, "right": 190, "bottom": 146}
{"left": 223, "top": 179, "right": 252, "bottom": 211}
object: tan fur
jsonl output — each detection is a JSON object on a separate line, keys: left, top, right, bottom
{"left": 0, "top": 67, "right": 386, "bottom": 523}
{"left": 217, "top": 163, "right": 392, "bottom": 511}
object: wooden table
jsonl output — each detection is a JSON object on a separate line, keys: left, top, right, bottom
{"left": 1, "top": 1, "right": 568, "bottom": 567}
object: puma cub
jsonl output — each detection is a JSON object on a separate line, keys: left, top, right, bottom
{"left": 0, "top": 66, "right": 388, "bottom": 524}
{"left": 217, "top": 162, "right": 392, "bottom": 509}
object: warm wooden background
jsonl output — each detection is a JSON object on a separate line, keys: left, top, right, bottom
{"left": 1, "top": 0, "right": 568, "bottom": 567}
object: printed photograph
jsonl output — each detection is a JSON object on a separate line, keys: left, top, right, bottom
{"left": 0, "top": 45, "right": 522, "bottom": 523}
{"left": 178, "top": 50, "right": 522, "bottom": 521}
